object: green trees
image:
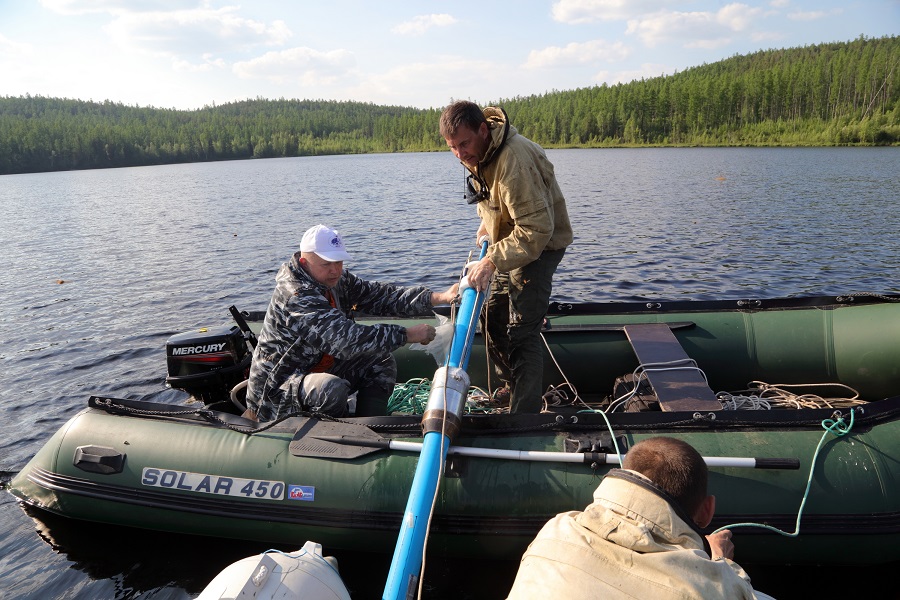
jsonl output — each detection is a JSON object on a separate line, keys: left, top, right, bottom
{"left": 506, "top": 35, "right": 898, "bottom": 148}
{"left": 0, "top": 36, "right": 896, "bottom": 175}
{"left": 0, "top": 97, "right": 444, "bottom": 174}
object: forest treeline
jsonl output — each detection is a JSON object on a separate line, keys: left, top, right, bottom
{"left": 1, "top": 35, "right": 897, "bottom": 175}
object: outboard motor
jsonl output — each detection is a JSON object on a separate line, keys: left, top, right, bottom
{"left": 165, "top": 324, "right": 251, "bottom": 405}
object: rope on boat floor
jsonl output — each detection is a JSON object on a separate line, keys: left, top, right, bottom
{"left": 387, "top": 376, "right": 867, "bottom": 416}
{"left": 387, "top": 378, "right": 503, "bottom": 415}
{"left": 717, "top": 381, "right": 866, "bottom": 410}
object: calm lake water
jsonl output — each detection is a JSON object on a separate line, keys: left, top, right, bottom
{"left": 1, "top": 148, "right": 898, "bottom": 598}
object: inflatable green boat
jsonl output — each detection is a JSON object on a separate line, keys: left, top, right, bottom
{"left": 10, "top": 293, "right": 900, "bottom": 565}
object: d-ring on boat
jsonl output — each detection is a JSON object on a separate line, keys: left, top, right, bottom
{"left": 9, "top": 285, "right": 900, "bottom": 568}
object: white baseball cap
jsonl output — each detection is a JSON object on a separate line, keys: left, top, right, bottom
{"left": 300, "top": 224, "right": 352, "bottom": 262}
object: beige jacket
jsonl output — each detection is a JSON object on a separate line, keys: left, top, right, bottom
{"left": 506, "top": 470, "right": 775, "bottom": 600}
{"left": 470, "top": 107, "right": 572, "bottom": 272}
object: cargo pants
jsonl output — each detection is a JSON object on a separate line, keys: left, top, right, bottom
{"left": 483, "top": 248, "right": 565, "bottom": 413}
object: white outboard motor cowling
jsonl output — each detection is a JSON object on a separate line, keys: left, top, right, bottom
{"left": 198, "top": 540, "right": 351, "bottom": 600}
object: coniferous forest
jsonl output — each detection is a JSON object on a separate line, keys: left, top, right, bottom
{"left": 0, "top": 35, "right": 897, "bottom": 176}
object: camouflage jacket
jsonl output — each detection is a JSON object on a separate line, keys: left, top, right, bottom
{"left": 245, "top": 253, "right": 435, "bottom": 419}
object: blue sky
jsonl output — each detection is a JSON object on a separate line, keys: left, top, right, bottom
{"left": 1, "top": 0, "right": 896, "bottom": 110}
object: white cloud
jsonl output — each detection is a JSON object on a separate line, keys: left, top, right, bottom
{"left": 685, "top": 37, "right": 733, "bottom": 50}
{"left": 351, "top": 57, "right": 474, "bottom": 104}
{"left": 524, "top": 39, "right": 631, "bottom": 69}
{"left": 104, "top": 6, "right": 291, "bottom": 58}
{"left": 391, "top": 14, "right": 458, "bottom": 36}
{"left": 173, "top": 54, "right": 228, "bottom": 73}
{"left": 342, "top": 55, "right": 502, "bottom": 108}
{"left": 627, "top": 11, "right": 709, "bottom": 47}
{"left": 39, "top": 0, "right": 199, "bottom": 16}
{"left": 232, "top": 47, "right": 356, "bottom": 86}
{"left": 626, "top": 3, "right": 762, "bottom": 47}
{"left": 788, "top": 8, "right": 842, "bottom": 21}
{"left": 551, "top": 0, "right": 679, "bottom": 24}
{"left": 0, "top": 33, "right": 32, "bottom": 54}
{"left": 717, "top": 3, "right": 762, "bottom": 31}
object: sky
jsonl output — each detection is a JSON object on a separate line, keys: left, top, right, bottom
{"left": 1, "top": 0, "right": 897, "bottom": 111}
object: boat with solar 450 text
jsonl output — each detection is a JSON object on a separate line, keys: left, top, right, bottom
{"left": 9, "top": 291, "right": 900, "bottom": 566}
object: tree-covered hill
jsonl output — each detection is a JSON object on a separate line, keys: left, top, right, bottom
{"left": 1, "top": 35, "right": 896, "bottom": 175}
{"left": 504, "top": 34, "right": 899, "bottom": 147}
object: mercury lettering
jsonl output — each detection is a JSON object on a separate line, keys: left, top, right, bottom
{"left": 171, "top": 343, "right": 227, "bottom": 356}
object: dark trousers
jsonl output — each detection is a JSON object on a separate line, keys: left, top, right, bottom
{"left": 483, "top": 248, "right": 565, "bottom": 413}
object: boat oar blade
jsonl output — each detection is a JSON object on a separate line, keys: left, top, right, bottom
{"left": 288, "top": 418, "right": 388, "bottom": 459}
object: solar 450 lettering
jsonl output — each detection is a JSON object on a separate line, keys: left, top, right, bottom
{"left": 141, "top": 467, "right": 285, "bottom": 500}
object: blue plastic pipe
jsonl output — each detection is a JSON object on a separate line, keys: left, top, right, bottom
{"left": 382, "top": 242, "right": 489, "bottom": 600}
{"left": 445, "top": 257, "right": 486, "bottom": 370}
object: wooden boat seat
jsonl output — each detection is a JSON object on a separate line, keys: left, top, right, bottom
{"left": 622, "top": 323, "right": 721, "bottom": 412}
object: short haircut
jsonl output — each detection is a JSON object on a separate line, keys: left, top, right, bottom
{"left": 622, "top": 437, "right": 708, "bottom": 517}
{"left": 440, "top": 100, "right": 487, "bottom": 139}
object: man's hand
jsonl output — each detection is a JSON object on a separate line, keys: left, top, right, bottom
{"left": 706, "top": 529, "right": 735, "bottom": 561}
{"left": 406, "top": 323, "right": 437, "bottom": 345}
{"left": 431, "top": 283, "right": 459, "bottom": 306}
{"left": 466, "top": 256, "right": 496, "bottom": 292}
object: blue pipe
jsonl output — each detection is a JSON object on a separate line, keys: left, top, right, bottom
{"left": 382, "top": 241, "right": 489, "bottom": 600}
{"left": 446, "top": 265, "right": 484, "bottom": 370}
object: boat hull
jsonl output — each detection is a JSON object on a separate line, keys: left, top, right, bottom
{"left": 11, "top": 395, "right": 900, "bottom": 565}
{"left": 10, "top": 294, "right": 900, "bottom": 565}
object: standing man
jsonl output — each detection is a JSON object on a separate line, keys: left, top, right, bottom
{"left": 245, "top": 224, "right": 458, "bottom": 421}
{"left": 440, "top": 101, "right": 573, "bottom": 413}
{"left": 506, "top": 437, "right": 775, "bottom": 599}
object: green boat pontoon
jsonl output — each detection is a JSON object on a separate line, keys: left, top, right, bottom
{"left": 9, "top": 293, "right": 900, "bottom": 566}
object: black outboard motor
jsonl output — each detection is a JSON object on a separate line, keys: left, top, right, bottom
{"left": 165, "top": 324, "right": 251, "bottom": 405}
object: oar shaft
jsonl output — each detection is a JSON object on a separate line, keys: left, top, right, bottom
{"left": 314, "top": 436, "right": 800, "bottom": 469}
{"left": 387, "top": 440, "right": 798, "bottom": 469}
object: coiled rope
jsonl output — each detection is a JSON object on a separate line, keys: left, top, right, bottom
{"left": 386, "top": 378, "right": 496, "bottom": 414}
{"left": 718, "top": 381, "right": 865, "bottom": 410}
